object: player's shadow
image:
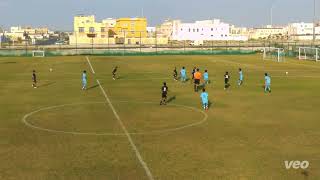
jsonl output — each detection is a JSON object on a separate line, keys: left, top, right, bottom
{"left": 40, "top": 82, "right": 56, "bottom": 87}
{"left": 167, "top": 96, "right": 176, "bottom": 104}
{"left": 87, "top": 84, "right": 100, "bottom": 90}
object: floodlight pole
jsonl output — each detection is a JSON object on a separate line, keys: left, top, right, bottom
{"left": 313, "top": 0, "right": 316, "bottom": 46}
{"left": 270, "top": 6, "right": 273, "bottom": 27}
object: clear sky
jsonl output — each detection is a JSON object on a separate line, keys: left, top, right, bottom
{"left": 0, "top": 0, "right": 319, "bottom": 31}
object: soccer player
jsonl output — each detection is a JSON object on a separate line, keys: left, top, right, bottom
{"left": 238, "top": 68, "right": 244, "bottom": 86}
{"left": 200, "top": 88, "right": 209, "bottom": 110}
{"left": 112, "top": 66, "right": 118, "bottom": 80}
{"left": 264, "top": 73, "right": 271, "bottom": 93}
{"left": 194, "top": 68, "right": 202, "bottom": 92}
{"left": 32, "top": 70, "right": 37, "bottom": 88}
{"left": 204, "top": 70, "right": 209, "bottom": 85}
{"left": 173, "top": 67, "right": 178, "bottom": 81}
{"left": 191, "top": 67, "right": 196, "bottom": 80}
{"left": 224, "top": 71, "right": 230, "bottom": 90}
{"left": 82, "top": 70, "right": 87, "bottom": 90}
{"left": 160, "top": 82, "right": 168, "bottom": 105}
{"left": 180, "top": 67, "right": 187, "bottom": 82}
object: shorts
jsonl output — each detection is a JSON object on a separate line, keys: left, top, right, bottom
{"left": 162, "top": 93, "right": 167, "bottom": 98}
{"left": 194, "top": 79, "right": 200, "bottom": 85}
{"left": 202, "top": 100, "right": 208, "bottom": 105}
{"left": 225, "top": 79, "right": 229, "bottom": 84}
{"left": 82, "top": 80, "right": 87, "bottom": 85}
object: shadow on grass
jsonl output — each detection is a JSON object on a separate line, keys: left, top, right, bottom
{"left": 87, "top": 84, "right": 101, "bottom": 90}
{"left": 167, "top": 96, "right": 176, "bottom": 104}
{"left": 40, "top": 82, "right": 56, "bottom": 88}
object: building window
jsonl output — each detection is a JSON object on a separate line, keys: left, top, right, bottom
{"left": 101, "top": 27, "right": 106, "bottom": 32}
{"left": 89, "top": 27, "right": 95, "bottom": 33}
{"left": 197, "top": 29, "right": 199, "bottom": 32}
{"left": 79, "top": 27, "right": 85, "bottom": 33}
{"left": 101, "top": 35, "right": 106, "bottom": 38}
{"left": 193, "top": 29, "right": 195, "bottom": 32}
{"left": 181, "top": 28, "right": 183, "bottom": 31}
{"left": 189, "top": 28, "right": 191, "bottom": 32}
{"left": 211, "top": 28, "right": 213, "bottom": 31}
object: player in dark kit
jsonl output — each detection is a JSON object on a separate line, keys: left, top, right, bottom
{"left": 32, "top": 70, "right": 37, "bottom": 88}
{"left": 224, "top": 72, "right": 230, "bottom": 90}
{"left": 160, "top": 82, "right": 168, "bottom": 105}
{"left": 191, "top": 67, "right": 197, "bottom": 80}
{"left": 173, "top": 67, "right": 178, "bottom": 81}
{"left": 112, "top": 66, "right": 118, "bottom": 80}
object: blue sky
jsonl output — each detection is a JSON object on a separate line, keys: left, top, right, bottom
{"left": 0, "top": 0, "right": 318, "bottom": 30}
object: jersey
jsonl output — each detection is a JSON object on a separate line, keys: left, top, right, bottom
{"left": 112, "top": 68, "right": 117, "bottom": 74}
{"left": 162, "top": 85, "right": 168, "bottom": 94}
{"left": 82, "top": 73, "right": 87, "bottom": 82}
{"left": 173, "top": 69, "right": 178, "bottom": 76}
{"left": 194, "top": 72, "right": 202, "bottom": 80}
{"left": 239, "top": 71, "right": 243, "bottom": 80}
{"left": 32, "top": 73, "right": 37, "bottom": 82}
{"left": 224, "top": 74, "right": 230, "bottom": 83}
{"left": 192, "top": 69, "right": 196, "bottom": 78}
{"left": 204, "top": 72, "right": 209, "bottom": 80}
{"left": 180, "top": 69, "right": 186, "bottom": 77}
{"left": 200, "top": 92, "right": 209, "bottom": 104}
{"left": 265, "top": 76, "right": 271, "bottom": 85}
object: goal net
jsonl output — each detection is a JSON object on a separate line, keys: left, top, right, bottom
{"left": 298, "top": 47, "right": 319, "bottom": 62}
{"left": 263, "top": 47, "right": 285, "bottom": 62}
{"left": 32, "top": 50, "right": 45, "bottom": 57}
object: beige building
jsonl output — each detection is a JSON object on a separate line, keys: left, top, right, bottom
{"left": 249, "top": 26, "right": 287, "bottom": 40}
{"left": 156, "top": 20, "right": 181, "bottom": 39}
{"left": 70, "top": 15, "right": 168, "bottom": 45}
{"left": 6, "top": 26, "right": 50, "bottom": 43}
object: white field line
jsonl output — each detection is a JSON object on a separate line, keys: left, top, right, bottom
{"left": 86, "top": 56, "right": 154, "bottom": 180}
{"left": 86, "top": 56, "right": 96, "bottom": 74}
{"left": 96, "top": 80, "right": 154, "bottom": 180}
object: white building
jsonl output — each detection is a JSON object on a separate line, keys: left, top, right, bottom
{"left": 288, "top": 22, "right": 320, "bottom": 40}
{"left": 172, "top": 19, "right": 247, "bottom": 41}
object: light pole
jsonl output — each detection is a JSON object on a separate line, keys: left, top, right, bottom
{"left": 313, "top": 0, "right": 316, "bottom": 46}
{"left": 270, "top": 6, "right": 274, "bottom": 26}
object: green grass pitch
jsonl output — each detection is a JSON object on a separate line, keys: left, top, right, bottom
{"left": 1, "top": 55, "right": 320, "bottom": 179}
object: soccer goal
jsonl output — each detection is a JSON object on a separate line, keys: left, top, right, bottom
{"left": 298, "top": 47, "right": 319, "bottom": 62}
{"left": 263, "top": 47, "right": 285, "bottom": 62}
{"left": 32, "top": 50, "right": 45, "bottom": 57}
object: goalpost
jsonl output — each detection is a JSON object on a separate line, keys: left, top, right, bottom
{"left": 32, "top": 50, "right": 45, "bottom": 57}
{"left": 298, "top": 47, "right": 319, "bottom": 62}
{"left": 263, "top": 47, "right": 285, "bottom": 62}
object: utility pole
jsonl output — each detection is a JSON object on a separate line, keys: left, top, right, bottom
{"left": 313, "top": 0, "right": 316, "bottom": 46}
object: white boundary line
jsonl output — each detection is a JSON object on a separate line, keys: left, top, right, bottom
{"left": 22, "top": 101, "right": 208, "bottom": 136}
{"left": 87, "top": 56, "right": 154, "bottom": 180}
{"left": 86, "top": 56, "right": 96, "bottom": 74}
{"left": 96, "top": 80, "right": 154, "bottom": 180}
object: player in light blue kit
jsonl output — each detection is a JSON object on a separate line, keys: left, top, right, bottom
{"left": 264, "top": 73, "right": 271, "bottom": 93}
{"left": 82, "top": 70, "right": 87, "bottom": 90}
{"left": 238, "top": 68, "right": 243, "bottom": 86}
{"left": 200, "top": 88, "right": 209, "bottom": 110}
{"left": 203, "top": 70, "right": 209, "bottom": 85}
{"left": 180, "top": 67, "right": 187, "bottom": 82}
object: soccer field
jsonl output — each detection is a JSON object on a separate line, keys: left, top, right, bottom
{"left": 1, "top": 54, "right": 320, "bottom": 179}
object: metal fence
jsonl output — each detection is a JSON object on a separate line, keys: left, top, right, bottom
{"left": 0, "top": 40, "right": 319, "bottom": 57}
